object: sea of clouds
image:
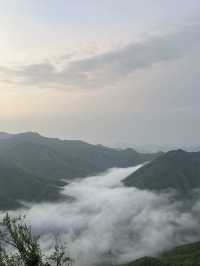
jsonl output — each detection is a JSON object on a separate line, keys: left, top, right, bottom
{"left": 8, "top": 165, "right": 200, "bottom": 266}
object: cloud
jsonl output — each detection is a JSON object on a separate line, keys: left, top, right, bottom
{"left": 9, "top": 165, "right": 200, "bottom": 266}
{"left": 0, "top": 23, "right": 200, "bottom": 90}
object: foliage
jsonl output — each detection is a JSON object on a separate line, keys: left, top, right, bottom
{"left": 0, "top": 214, "right": 73, "bottom": 266}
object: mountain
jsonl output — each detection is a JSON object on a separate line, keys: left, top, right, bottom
{"left": 0, "top": 157, "right": 65, "bottom": 210}
{"left": 0, "top": 132, "right": 162, "bottom": 209}
{"left": 123, "top": 150, "right": 200, "bottom": 194}
{"left": 121, "top": 241, "right": 200, "bottom": 266}
{"left": 0, "top": 132, "right": 162, "bottom": 181}
{"left": 0, "top": 132, "right": 13, "bottom": 140}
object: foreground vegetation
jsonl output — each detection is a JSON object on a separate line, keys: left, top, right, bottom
{"left": 0, "top": 214, "right": 73, "bottom": 266}
{"left": 1, "top": 213, "right": 200, "bottom": 265}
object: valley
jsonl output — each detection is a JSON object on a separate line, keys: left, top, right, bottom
{"left": 0, "top": 133, "right": 200, "bottom": 266}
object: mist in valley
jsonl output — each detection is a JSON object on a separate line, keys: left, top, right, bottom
{"left": 4, "top": 165, "right": 200, "bottom": 266}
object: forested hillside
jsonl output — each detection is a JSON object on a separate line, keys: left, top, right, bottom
{"left": 0, "top": 132, "right": 161, "bottom": 210}
{"left": 124, "top": 150, "right": 200, "bottom": 194}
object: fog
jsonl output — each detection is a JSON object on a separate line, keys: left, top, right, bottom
{"left": 11, "top": 166, "right": 200, "bottom": 266}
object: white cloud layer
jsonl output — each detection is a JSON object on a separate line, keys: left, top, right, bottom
{"left": 8, "top": 166, "right": 200, "bottom": 266}
{"left": 0, "top": 23, "right": 200, "bottom": 91}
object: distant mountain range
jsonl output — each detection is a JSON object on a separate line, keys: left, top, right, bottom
{"left": 0, "top": 132, "right": 162, "bottom": 210}
{"left": 124, "top": 149, "right": 200, "bottom": 194}
{"left": 2, "top": 132, "right": 200, "bottom": 209}
{"left": 109, "top": 141, "right": 200, "bottom": 153}
{"left": 2, "top": 133, "right": 200, "bottom": 265}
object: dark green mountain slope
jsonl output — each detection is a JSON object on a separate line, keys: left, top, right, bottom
{"left": 0, "top": 132, "right": 161, "bottom": 210}
{"left": 123, "top": 150, "right": 200, "bottom": 193}
{"left": 121, "top": 241, "right": 200, "bottom": 266}
{"left": 0, "top": 157, "right": 63, "bottom": 210}
{"left": 0, "top": 132, "right": 162, "bottom": 181}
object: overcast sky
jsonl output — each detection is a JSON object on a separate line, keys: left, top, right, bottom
{"left": 0, "top": 0, "right": 200, "bottom": 147}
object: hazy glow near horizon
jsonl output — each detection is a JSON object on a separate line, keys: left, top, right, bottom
{"left": 0, "top": 0, "right": 200, "bottom": 146}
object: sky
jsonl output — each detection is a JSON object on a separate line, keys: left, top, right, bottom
{"left": 0, "top": 0, "right": 200, "bottom": 147}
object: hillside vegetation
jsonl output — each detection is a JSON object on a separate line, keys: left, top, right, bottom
{"left": 0, "top": 132, "right": 161, "bottom": 210}
{"left": 0, "top": 132, "right": 161, "bottom": 180}
{"left": 121, "top": 241, "right": 200, "bottom": 266}
{"left": 1, "top": 214, "right": 200, "bottom": 266}
{"left": 124, "top": 150, "right": 200, "bottom": 194}
{"left": 0, "top": 157, "right": 66, "bottom": 210}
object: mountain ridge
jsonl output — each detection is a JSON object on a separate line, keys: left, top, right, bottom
{"left": 120, "top": 241, "right": 200, "bottom": 266}
{"left": 123, "top": 149, "right": 200, "bottom": 194}
{"left": 0, "top": 132, "right": 162, "bottom": 210}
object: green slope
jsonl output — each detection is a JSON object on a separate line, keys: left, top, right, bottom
{"left": 0, "top": 132, "right": 161, "bottom": 210}
{"left": 123, "top": 150, "right": 200, "bottom": 193}
{"left": 121, "top": 241, "right": 200, "bottom": 266}
{"left": 0, "top": 157, "right": 66, "bottom": 210}
{"left": 0, "top": 132, "right": 162, "bottom": 181}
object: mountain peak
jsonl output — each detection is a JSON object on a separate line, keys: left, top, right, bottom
{"left": 124, "top": 149, "right": 200, "bottom": 193}
{"left": 165, "top": 149, "right": 187, "bottom": 155}
{"left": 162, "top": 149, "right": 189, "bottom": 162}
{"left": 14, "top": 132, "right": 43, "bottom": 139}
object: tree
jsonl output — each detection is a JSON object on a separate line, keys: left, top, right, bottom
{"left": 0, "top": 214, "right": 73, "bottom": 266}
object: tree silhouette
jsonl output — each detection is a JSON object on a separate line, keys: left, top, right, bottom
{"left": 0, "top": 214, "right": 73, "bottom": 266}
